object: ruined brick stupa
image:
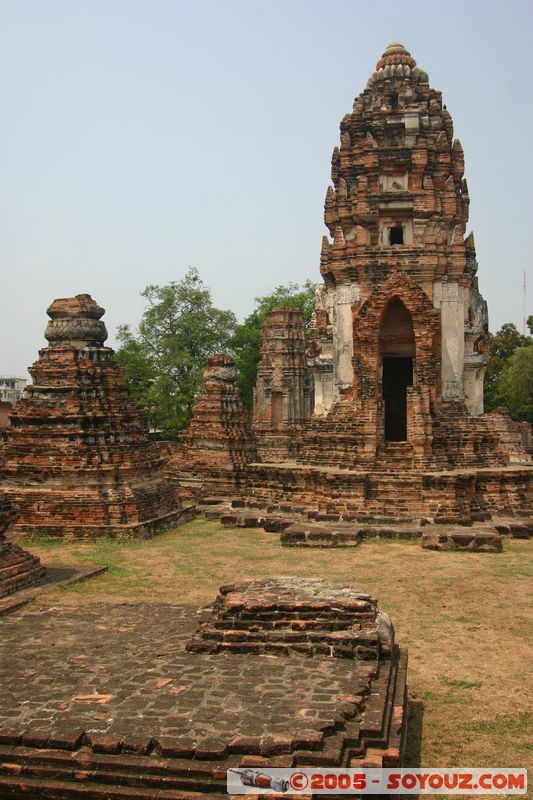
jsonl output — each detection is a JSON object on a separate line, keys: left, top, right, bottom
{"left": 0, "top": 294, "right": 185, "bottom": 539}
{"left": 252, "top": 308, "right": 313, "bottom": 461}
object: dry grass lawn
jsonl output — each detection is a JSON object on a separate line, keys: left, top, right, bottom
{"left": 22, "top": 518, "right": 533, "bottom": 790}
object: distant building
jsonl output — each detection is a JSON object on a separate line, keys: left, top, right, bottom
{"left": 0, "top": 401, "right": 12, "bottom": 430}
{"left": 0, "top": 377, "right": 27, "bottom": 404}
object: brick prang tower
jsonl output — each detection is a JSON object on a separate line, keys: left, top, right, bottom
{"left": 305, "top": 42, "right": 496, "bottom": 468}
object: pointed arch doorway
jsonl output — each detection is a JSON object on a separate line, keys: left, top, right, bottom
{"left": 379, "top": 298, "right": 415, "bottom": 441}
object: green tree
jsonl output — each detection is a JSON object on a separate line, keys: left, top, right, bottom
{"left": 484, "top": 322, "right": 531, "bottom": 412}
{"left": 494, "top": 344, "right": 533, "bottom": 424}
{"left": 231, "top": 280, "right": 317, "bottom": 409}
{"left": 115, "top": 268, "right": 237, "bottom": 438}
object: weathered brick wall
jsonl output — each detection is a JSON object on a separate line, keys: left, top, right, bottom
{"left": 243, "top": 462, "right": 533, "bottom": 521}
{"left": 485, "top": 407, "right": 533, "bottom": 462}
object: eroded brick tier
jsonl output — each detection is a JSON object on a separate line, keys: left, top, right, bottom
{"left": 0, "top": 295, "right": 185, "bottom": 539}
{"left": 0, "top": 496, "right": 44, "bottom": 599}
{"left": 169, "top": 355, "right": 257, "bottom": 496}
{"left": 187, "top": 577, "right": 393, "bottom": 659}
{"left": 0, "top": 580, "right": 407, "bottom": 798}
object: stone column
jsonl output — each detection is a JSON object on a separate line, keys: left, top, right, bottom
{"left": 333, "top": 285, "right": 359, "bottom": 397}
{"left": 434, "top": 282, "right": 464, "bottom": 401}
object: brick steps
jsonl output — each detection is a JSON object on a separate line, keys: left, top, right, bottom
{"left": 0, "top": 530, "right": 45, "bottom": 600}
{"left": 186, "top": 578, "right": 392, "bottom": 661}
{"left": 0, "top": 770, "right": 229, "bottom": 799}
{"left": 198, "top": 498, "right": 427, "bottom": 547}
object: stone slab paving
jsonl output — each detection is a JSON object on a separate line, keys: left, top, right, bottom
{"left": 0, "top": 595, "right": 407, "bottom": 798}
{"left": 0, "top": 603, "right": 375, "bottom": 755}
{"left": 0, "top": 565, "right": 107, "bottom": 617}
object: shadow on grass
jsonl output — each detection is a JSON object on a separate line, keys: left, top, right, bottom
{"left": 404, "top": 699, "right": 424, "bottom": 768}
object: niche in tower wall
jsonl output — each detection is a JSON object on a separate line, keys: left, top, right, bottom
{"left": 271, "top": 392, "right": 283, "bottom": 427}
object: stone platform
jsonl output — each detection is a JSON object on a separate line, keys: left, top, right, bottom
{"left": 243, "top": 463, "right": 533, "bottom": 523}
{"left": 0, "top": 586, "right": 407, "bottom": 798}
{"left": 421, "top": 530, "right": 503, "bottom": 552}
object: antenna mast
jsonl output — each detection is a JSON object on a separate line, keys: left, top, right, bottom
{"left": 522, "top": 270, "right": 526, "bottom": 336}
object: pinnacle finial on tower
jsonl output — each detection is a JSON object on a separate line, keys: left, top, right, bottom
{"left": 375, "top": 42, "right": 417, "bottom": 72}
{"left": 45, "top": 294, "right": 108, "bottom": 346}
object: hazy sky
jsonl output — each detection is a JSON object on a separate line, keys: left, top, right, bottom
{"left": 1, "top": 0, "right": 532, "bottom": 377}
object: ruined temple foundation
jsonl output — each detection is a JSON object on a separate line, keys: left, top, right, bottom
{"left": 0, "top": 295, "right": 187, "bottom": 539}
{"left": 173, "top": 43, "right": 533, "bottom": 531}
{"left": 0, "top": 496, "right": 44, "bottom": 599}
{"left": 421, "top": 529, "right": 502, "bottom": 552}
{"left": 243, "top": 462, "right": 533, "bottom": 523}
{"left": 0, "top": 578, "right": 407, "bottom": 797}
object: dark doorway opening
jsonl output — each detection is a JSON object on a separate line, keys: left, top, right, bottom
{"left": 383, "top": 357, "right": 413, "bottom": 441}
{"left": 389, "top": 225, "right": 404, "bottom": 245}
{"left": 379, "top": 298, "right": 416, "bottom": 443}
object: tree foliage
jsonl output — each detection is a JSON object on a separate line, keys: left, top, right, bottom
{"left": 484, "top": 323, "right": 531, "bottom": 413}
{"left": 490, "top": 343, "right": 533, "bottom": 424}
{"left": 231, "top": 281, "right": 317, "bottom": 410}
{"left": 115, "top": 268, "right": 237, "bottom": 438}
{"left": 116, "top": 264, "right": 533, "bottom": 434}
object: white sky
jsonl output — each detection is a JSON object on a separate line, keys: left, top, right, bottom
{"left": 1, "top": 0, "right": 532, "bottom": 377}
